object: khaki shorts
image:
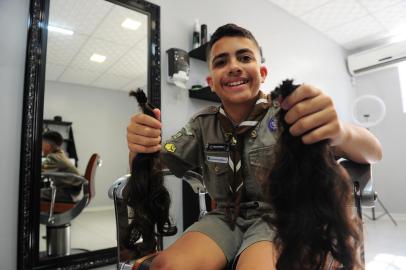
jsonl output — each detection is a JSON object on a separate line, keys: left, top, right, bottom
{"left": 185, "top": 201, "right": 275, "bottom": 267}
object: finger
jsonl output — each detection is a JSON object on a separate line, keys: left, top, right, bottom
{"left": 127, "top": 133, "right": 161, "bottom": 146}
{"left": 284, "top": 94, "right": 332, "bottom": 124}
{"left": 130, "top": 113, "right": 161, "bottom": 129}
{"left": 301, "top": 121, "right": 340, "bottom": 145}
{"left": 281, "top": 84, "right": 321, "bottom": 110}
{"left": 128, "top": 143, "right": 162, "bottom": 154}
{"left": 153, "top": 108, "right": 161, "bottom": 121}
{"left": 127, "top": 123, "right": 161, "bottom": 138}
{"left": 289, "top": 107, "right": 336, "bottom": 137}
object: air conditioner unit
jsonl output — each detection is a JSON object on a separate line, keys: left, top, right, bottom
{"left": 347, "top": 39, "right": 406, "bottom": 76}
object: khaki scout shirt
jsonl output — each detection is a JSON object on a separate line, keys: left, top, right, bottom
{"left": 161, "top": 103, "right": 279, "bottom": 204}
{"left": 41, "top": 149, "right": 83, "bottom": 202}
{"left": 42, "top": 149, "right": 81, "bottom": 187}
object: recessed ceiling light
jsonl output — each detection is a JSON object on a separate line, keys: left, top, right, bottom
{"left": 90, "top": 54, "right": 106, "bottom": 63}
{"left": 121, "top": 18, "right": 141, "bottom": 31}
{"left": 48, "top": 25, "right": 74, "bottom": 35}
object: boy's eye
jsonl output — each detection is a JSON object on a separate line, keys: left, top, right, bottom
{"left": 213, "top": 59, "right": 226, "bottom": 67}
{"left": 239, "top": 55, "right": 253, "bottom": 63}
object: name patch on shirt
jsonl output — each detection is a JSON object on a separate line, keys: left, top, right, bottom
{"left": 206, "top": 143, "right": 230, "bottom": 152}
{"left": 207, "top": 155, "right": 229, "bottom": 164}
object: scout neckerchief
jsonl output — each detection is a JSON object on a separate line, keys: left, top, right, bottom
{"left": 217, "top": 91, "right": 270, "bottom": 229}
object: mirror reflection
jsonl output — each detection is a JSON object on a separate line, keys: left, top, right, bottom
{"left": 39, "top": 0, "right": 147, "bottom": 259}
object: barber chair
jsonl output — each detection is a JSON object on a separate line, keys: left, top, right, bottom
{"left": 40, "top": 153, "right": 101, "bottom": 257}
{"left": 108, "top": 160, "right": 374, "bottom": 270}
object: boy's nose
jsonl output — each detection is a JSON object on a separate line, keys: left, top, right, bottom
{"left": 228, "top": 59, "right": 242, "bottom": 75}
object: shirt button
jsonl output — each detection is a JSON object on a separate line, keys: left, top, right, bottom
{"left": 250, "top": 130, "right": 257, "bottom": 138}
{"left": 214, "top": 165, "right": 220, "bottom": 173}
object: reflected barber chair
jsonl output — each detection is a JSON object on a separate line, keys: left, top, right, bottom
{"left": 109, "top": 160, "right": 375, "bottom": 270}
{"left": 40, "top": 153, "right": 101, "bottom": 257}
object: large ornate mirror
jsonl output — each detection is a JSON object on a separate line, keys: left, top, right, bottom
{"left": 18, "top": 0, "right": 160, "bottom": 269}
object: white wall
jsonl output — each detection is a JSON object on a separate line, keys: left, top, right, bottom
{"left": 44, "top": 81, "right": 137, "bottom": 208}
{"left": 0, "top": 0, "right": 29, "bottom": 268}
{"left": 354, "top": 67, "right": 406, "bottom": 214}
{"left": 1, "top": 0, "right": 355, "bottom": 266}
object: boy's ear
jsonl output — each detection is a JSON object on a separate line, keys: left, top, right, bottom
{"left": 260, "top": 66, "right": 267, "bottom": 83}
{"left": 206, "top": 76, "right": 214, "bottom": 91}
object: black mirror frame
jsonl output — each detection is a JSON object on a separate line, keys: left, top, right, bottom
{"left": 17, "top": 0, "right": 160, "bottom": 269}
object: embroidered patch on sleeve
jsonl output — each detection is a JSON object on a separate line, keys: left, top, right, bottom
{"left": 171, "top": 131, "right": 183, "bottom": 140}
{"left": 164, "top": 143, "right": 176, "bottom": 153}
{"left": 268, "top": 116, "right": 278, "bottom": 132}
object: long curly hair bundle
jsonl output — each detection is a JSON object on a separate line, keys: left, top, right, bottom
{"left": 122, "top": 88, "right": 177, "bottom": 258}
{"left": 264, "top": 80, "right": 363, "bottom": 269}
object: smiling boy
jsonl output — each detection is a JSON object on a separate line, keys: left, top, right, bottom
{"left": 127, "top": 24, "right": 381, "bottom": 270}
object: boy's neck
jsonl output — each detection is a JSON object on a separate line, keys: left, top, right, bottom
{"left": 222, "top": 98, "right": 257, "bottom": 124}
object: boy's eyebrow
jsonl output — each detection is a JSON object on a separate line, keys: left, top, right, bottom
{"left": 235, "top": 48, "right": 255, "bottom": 55}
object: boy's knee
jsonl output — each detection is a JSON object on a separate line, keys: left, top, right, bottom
{"left": 150, "top": 252, "right": 177, "bottom": 270}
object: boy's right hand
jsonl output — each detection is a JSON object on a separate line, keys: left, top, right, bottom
{"left": 127, "top": 108, "right": 162, "bottom": 154}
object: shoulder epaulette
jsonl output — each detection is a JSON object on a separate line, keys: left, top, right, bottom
{"left": 191, "top": 106, "right": 219, "bottom": 120}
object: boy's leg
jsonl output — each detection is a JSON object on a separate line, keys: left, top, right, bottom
{"left": 234, "top": 241, "right": 277, "bottom": 270}
{"left": 151, "top": 231, "right": 227, "bottom": 270}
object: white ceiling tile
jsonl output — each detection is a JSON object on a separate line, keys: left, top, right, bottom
{"left": 357, "top": 0, "right": 403, "bottom": 13}
{"left": 300, "top": 0, "right": 369, "bottom": 31}
{"left": 45, "top": 63, "right": 66, "bottom": 81}
{"left": 46, "top": 32, "right": 87, "bottom": 65}
{"left": 58, "top": 67, "right": 101, "bottom": 85}
{"left": 373, "top": 2, "right": 406, "bottom": 31}
{"left": 267, "top": 0, "right": 331, "bottom": 16}
{"left": 90, "top": 73, "right": 133, "bottom": 91}
{"left": 45, "top": 0, "right": 149, "bottom": 90}
{"left": 268, "top": 0, "right": 406, "bottom": 49}
{"left": 325, "top": 15, "right": 387, "bottom": 44}
{"left": 49, "top": 0, "right": 114, "bottom": 35}
{"left": 340, "top": 32, "right": 391, "bottom": 50}
{"left": 107, "top": 38, "right": 147, "bottom": 78}
{"left": 93, "top": 5, "right": 148, "bottom": 47}
{"left": 69, "top": 38, "right": 129, "bottom": 73}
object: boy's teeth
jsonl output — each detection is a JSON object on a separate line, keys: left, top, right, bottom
{"left": 228, "top": 80, "right": 245, "bottom": 86}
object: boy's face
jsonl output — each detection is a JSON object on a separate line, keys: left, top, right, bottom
{"left": 42, "top": 141, "right": 52, "bottom": 156}
{"left": 206, "top": 36, "right": 267, "bottom": 106}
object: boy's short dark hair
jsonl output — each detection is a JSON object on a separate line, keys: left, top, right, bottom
{"left": 43, "top": 131, "right": 63, "bottom": 147}
{"left": 206, "top": 23, "right": 261, "bottom": 61}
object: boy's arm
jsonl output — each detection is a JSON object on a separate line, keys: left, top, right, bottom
{"left": 331, "top": 123, "right": 382, "bottom": 164}
{"left": 127, "top": 108, "right": 202, "bottom": 175}
{"left": 160, "top": 121, "right": 202, "bottom": 178}
{"left": 281, "top": 84, "right": 382, "bottom": 164}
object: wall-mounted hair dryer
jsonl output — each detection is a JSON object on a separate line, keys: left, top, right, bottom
{"left": 166, "top": 48, "right": 190, "bottom": 89}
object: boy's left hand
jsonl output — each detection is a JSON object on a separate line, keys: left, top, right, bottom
{"left": 281, "top": 84, "right": 347, "bottom": 145}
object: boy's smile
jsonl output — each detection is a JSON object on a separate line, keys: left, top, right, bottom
{"left": 222, "top": 77, "right": 250, "bottom": 90}
{"left": 207, "top": 36, "right": 267, "bottom": 119}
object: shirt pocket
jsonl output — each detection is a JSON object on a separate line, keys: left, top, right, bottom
{"left": 248, "top": 146, "right": 275, "bottom": 189}
{"left": 204, "top": 150, "right": 230, "bottom": 202}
